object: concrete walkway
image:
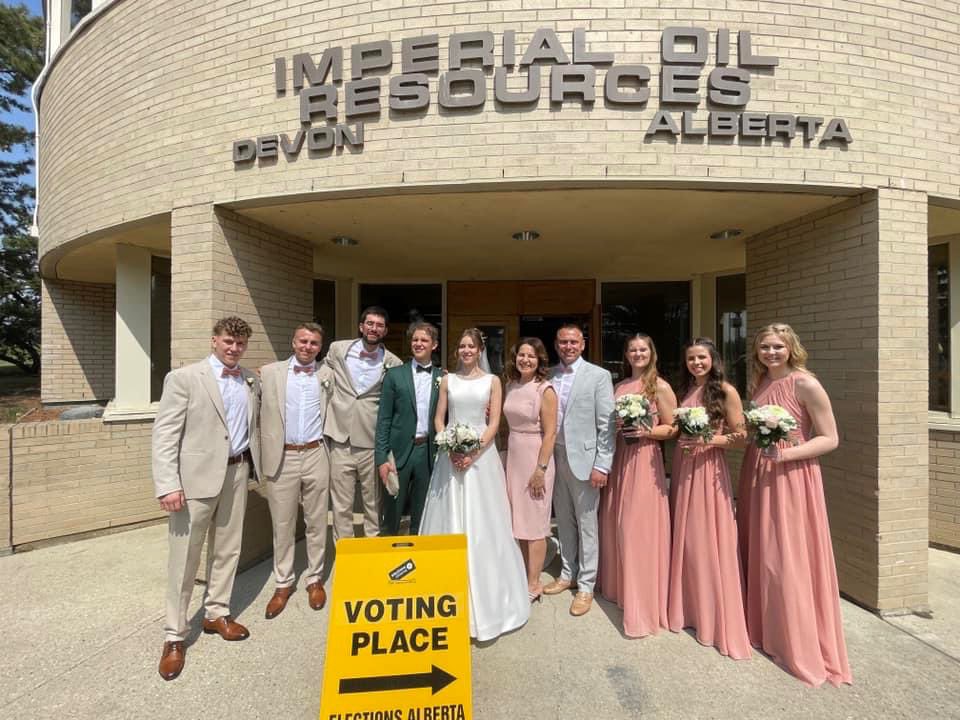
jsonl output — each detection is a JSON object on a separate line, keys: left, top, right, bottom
{"left": 2, "top": 525, "right": 959, "bottom": 719}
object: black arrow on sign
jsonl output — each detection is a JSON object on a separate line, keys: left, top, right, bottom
{"left": 339, "top": 664, "right": 456, "bottom": 695}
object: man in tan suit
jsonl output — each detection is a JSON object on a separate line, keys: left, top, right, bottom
{"left": 324, "top": 306, "right": 401, "bottom": 540}
{"left": 259, "top": 322, "right": 333, "bottom": 619}
{"left": 153, "top": 316, "right": 261, "bottom": 681}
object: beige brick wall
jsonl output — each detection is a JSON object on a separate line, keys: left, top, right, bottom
{"left": 930, "top": 429, "right": 960, "bottom": 550}
{"left": 36, "top": 0, "right": 960, "bottom": 258}
{"left": 8, "top": 419, "right": 159, "bottom": 545}
{"left": 746, "top": 189, "right": 929, "bottom": 613}
{"left": 41, "top": 278, "right": 115, "bottom": 403}
{"left": 171, "top": 205, "right": 313, "bottom": 367}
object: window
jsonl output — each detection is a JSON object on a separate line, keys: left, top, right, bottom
{"left": 930, "top": 243, "right": 950, "bottom": 412}
{"left": 150, "top": 257, "right": 171, "bottom": 403}
{"left": 313, "top": 279, "right": 336, "bottom": 358}
{"left": 601, "top": 282, "right": 690, "bottom": 383}
{"left": 70, "top": 0, "right": 92, "bottom": 29}
{"left": 716, "top": 274, "right": 747, "bottom": 398}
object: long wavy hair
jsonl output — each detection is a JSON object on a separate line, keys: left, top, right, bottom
{"left": 505, "top": 337, "right": 550, "bottom": 384}
{"left": 622, "top": 334, "right": 659, "bottom": 402}
{"left": 677, "top": 337, "right": 728, "bottom": 426}
{"left": 748, "top": 323, "right": 813, "bottom": 396}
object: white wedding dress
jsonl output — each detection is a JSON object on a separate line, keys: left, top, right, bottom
{"left": 418, "top": 374, "right": 530, "bottom": 641}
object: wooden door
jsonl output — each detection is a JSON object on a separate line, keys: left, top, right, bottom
{"left": 446, "top": 315, "right": 520, "bottom": 376}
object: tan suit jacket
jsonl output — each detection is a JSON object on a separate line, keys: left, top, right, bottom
{"left": 323, "top": 339, "right": 401, "bottom": 449}
{"left": 259, "top": 357, "right": 333, "bottom": 478}
{"left": 152, "top": 359, "right": 262, "bottom": 500}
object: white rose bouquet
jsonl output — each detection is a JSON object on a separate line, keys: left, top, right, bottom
{"left": 435, "top": 423, "right": 482, "bottom": 456}
{"left": 616, "top": 393, "right": 656, "bottom": 444}
{"left": 672, "top": 406, "right": 714, "bottom": 453}
{"left": 745, "top": 403, "right": 799, "bottom": 456}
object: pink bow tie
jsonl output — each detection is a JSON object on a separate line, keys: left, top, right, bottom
{"left": 359, "top": 350, "right": 379, "bottom": 360}
{"left": 221, "top": 367, "right": 242, "bottom": 378}
{"left": 293, "top": 365, "right": 314, "bottom": 374}
{"left": 561, "top": 366, "right": 575, "bottom": 374}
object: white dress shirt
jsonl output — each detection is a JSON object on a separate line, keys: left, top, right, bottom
{"left": 552, "top": 355, "right": 585, "bottom": 445}
{"left": 345, "top": 340, "right": 385, "bottom": 395}
{"left": 208, "top": 354, "right": 249, "bottom": 457}
{"left": 285, "top": 358, "right": 323, "bottom": 445}
{"left": 412, "top": 361, "right": 433, "bottom": 437}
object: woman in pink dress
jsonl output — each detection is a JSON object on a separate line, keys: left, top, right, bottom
{"left": 737, "top": 323, "right": 852, "bottom": 687}
{"left": 502, "top": 337, "right": 558, "bottom": 602}
{"left": 598, "top": 334, "right": 676, "bottom": 637}
{"left": 667, "top": 337, "right": 751, "bottom": 659}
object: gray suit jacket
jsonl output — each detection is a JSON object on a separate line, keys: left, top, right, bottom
{"left": 550, "top": 360, "right": 615, "bottom": 481}
{"left": 323, "top": 339, "right": 402, "bottom": 449}
{"left": 259, "top": 358, "right": 333, "bottom": 479}
{"left": 152, "top": 359, "right": 262, "bottom": 500}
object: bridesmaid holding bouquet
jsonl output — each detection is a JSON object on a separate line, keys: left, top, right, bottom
{"left": 598, "top": 334, "right": 677, "bottom": 637}
{"left": 737, "top": 323, "right": 851, "bottom": 687}
{"left": 667, "top": 338, "right": 750, "bottom": 659}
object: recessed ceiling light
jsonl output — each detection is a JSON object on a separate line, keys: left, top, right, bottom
{"left": 330, "top": 235, "right": 358, "bottom": 247}
{"left": 512, "top": 230, "right": 540, "bottom": 242}
{"left": 709, "top": 228, "right": 743, "bottom": 240}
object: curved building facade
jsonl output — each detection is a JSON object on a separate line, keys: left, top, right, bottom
{"left": 29, "top": 0, "right": 960, "bottom": 612}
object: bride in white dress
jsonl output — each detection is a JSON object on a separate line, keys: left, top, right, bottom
{"left": 419, "top": 328, "right": 531, "bottom": 641}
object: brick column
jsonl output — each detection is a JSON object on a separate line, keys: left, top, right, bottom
{"left": 170, "top": 204, "right": 314, "bottom": 368}
{"left": 746, "top": 189, "right": 929, "bottom": 614}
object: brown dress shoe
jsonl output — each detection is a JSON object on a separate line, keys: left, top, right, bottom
{"left": 306, "top": 582, "right": 327, "bottom": 610}
{"left": 265, "top": 587, "right": 295, "bottom": 619}
{"left": 570, "top": 591, "right": 594, "bottom": 616}
{"left": 202, "top": 615, "right": 250, "bottom": 641}
{"left": 543, "top": 578, "right": 576, "bottom": 595}
{"left": 158, "top": 641, "right": 185, "bottom": 681}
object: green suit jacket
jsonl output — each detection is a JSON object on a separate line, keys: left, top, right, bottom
{"left": 375, "top": 361, "right": 442, "bottom": 470}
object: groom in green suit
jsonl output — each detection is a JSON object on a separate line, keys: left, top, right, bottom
{"left": 375, "top": 321, "right": 442, "bottom": 535}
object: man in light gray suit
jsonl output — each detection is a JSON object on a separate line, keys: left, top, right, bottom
{"left": 543, "top": 324, "right": 615, "bottom": 616}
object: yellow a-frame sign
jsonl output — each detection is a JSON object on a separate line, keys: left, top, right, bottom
{"left": 320, "top": 535, "right": 472, "bottom": 720}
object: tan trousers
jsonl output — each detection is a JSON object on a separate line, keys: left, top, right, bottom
{"left": 328, "top": 439, "right": 378, "bottom": 540}
{"left": 164, "top": 460, "right": 249, "bottom": 642}
{"left": 266, "top": 443, "right": 330, "bottom": 588}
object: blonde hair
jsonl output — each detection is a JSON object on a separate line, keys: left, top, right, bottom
{"left": 748, "top": 323, "right": 812, "bottom": 395}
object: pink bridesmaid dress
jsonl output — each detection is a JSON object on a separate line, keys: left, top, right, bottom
{"left": 503, "top": 380, "right": 555, "bottom": 539}
{"left": 668, "top": 385, "right": 751, "bottom": 659}
{"left": 737, "top": 372, "right": 852, "bottom": 687}
{"left": 598, "top": 379, "right": 670, "bottom": 638}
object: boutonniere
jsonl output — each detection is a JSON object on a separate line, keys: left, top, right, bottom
{"left": 245, "top": 376, "right": 255, "bottom": 387}
{"left": 321, "top": 378, "right": 331, "bottom": 390}
{"left": 433, "top": 375, "right": 442, "bottom": 389}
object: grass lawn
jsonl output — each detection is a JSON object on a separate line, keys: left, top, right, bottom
{"left": 0, "top": 362, "right": 41, "bottom": 423}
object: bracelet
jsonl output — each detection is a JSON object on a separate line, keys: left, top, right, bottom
{"left": 536, "top": 462, "right": 548, "bottom": 471}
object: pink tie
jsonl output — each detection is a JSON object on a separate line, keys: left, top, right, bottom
{"left": 294, "top": 365, "right": 314, "bottom": 374}
{"left": 221, "top": 367, "right": 242, "bottom": 378}
{"left": 359, "top": 350, "right": 378, "bottom": 360}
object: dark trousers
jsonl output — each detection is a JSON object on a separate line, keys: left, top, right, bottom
{"left": 380, "top": 442, "right": 431, "bottom": 535}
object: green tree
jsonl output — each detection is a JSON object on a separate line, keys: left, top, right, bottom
{"left": 0, "top": 4, "right": 44, "bottom": 374}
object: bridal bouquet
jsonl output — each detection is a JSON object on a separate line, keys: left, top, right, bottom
{"left": 436, "top": 423, "right": 482, "bottom": 456}
{"left": 672, "top": 406, "right": 714, "bottom": 453}
{"left": 745, "top": 403, "right": 799, "bottom": 455}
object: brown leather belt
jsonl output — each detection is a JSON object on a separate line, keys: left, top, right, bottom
{"left": 227, "top": 450, "right": 251, "bottom": 465}
{"left": 284, "top": 440, "right": 321, "bottom": 452}
{"left": 413, "top": 436, "right": 428, "bottom": 446}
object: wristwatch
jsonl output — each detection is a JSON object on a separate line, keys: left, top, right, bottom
{"left": 536, "top": 462, "right": 549, "bottom": 471}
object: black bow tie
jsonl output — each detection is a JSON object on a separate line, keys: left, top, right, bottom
{"left": 416, "top": 364, "right": 433, "bottom": 373}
